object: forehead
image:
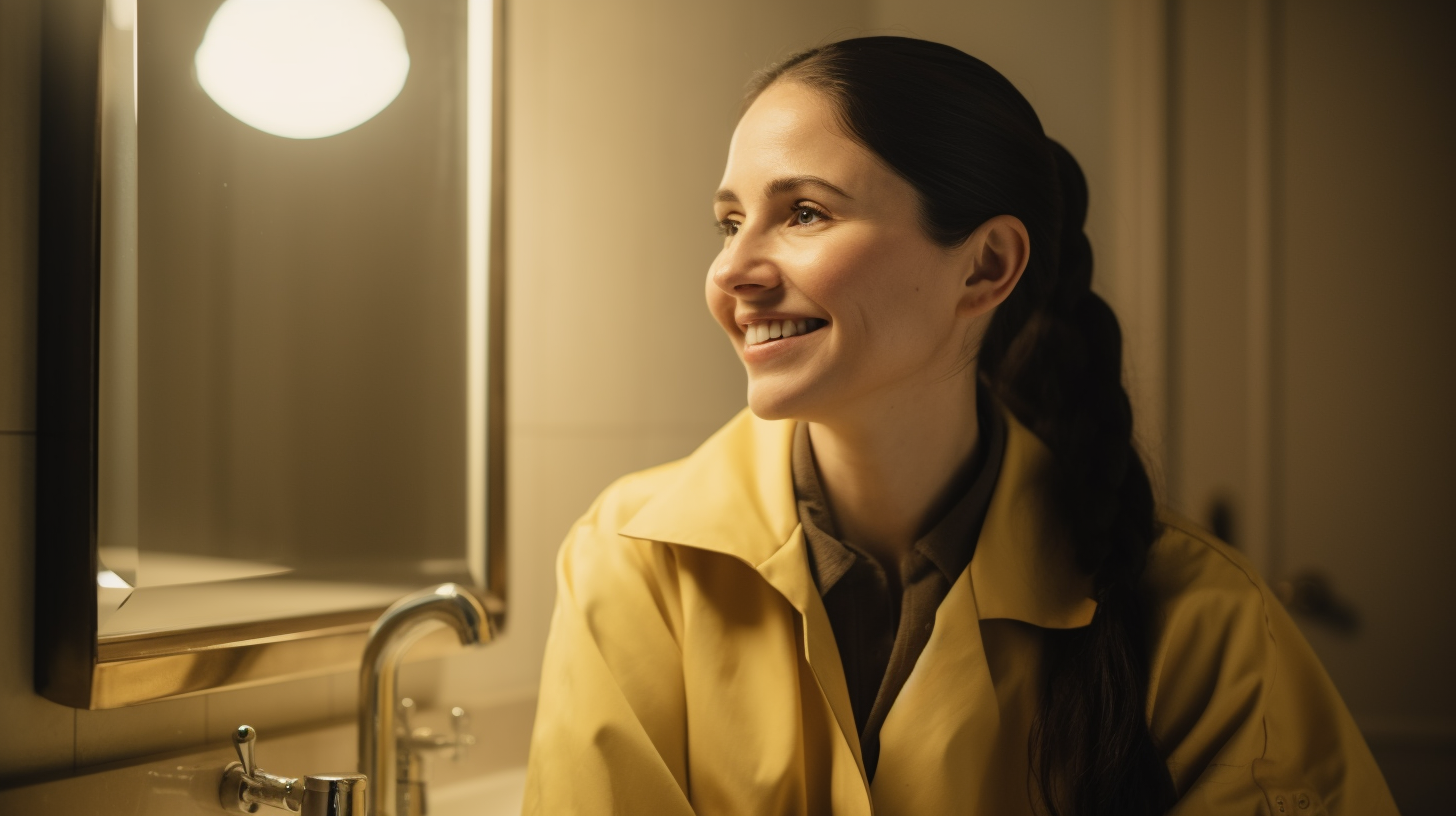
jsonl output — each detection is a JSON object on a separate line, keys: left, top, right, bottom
{"left": 718, "top": 81, "right": 883, "bottom": 198}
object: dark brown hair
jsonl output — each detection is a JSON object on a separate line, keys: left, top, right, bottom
{"left": 748, "top": 37, "right": 1176, "bottom": 815}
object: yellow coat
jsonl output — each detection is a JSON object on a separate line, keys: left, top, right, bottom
{"left": 523, "top": 408, "right": 1397, "bottom": 815}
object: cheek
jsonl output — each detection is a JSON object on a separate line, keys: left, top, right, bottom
{"left": 808, "top": 231, "right": 945, "bottom": 340}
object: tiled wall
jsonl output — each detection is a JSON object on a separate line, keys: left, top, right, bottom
{"left": 0, "top": 0, "right": 1119, "bottom": 785}
{"left": 0, "top": 0, "right": 71, "bottom": 779}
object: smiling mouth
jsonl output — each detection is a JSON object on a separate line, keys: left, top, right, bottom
{"left": 743, "top": 318, "right": 828, "bottom": 347}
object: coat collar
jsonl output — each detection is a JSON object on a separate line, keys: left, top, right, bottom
{"left": 618, "top": 405, "right": 1097, "bottom": 630}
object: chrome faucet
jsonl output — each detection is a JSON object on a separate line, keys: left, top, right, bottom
{"left": 359, "top": 583, "right": 492, "bottom": 816}
{"left": 221, "top": 725, "right": 366, "bottom": 815}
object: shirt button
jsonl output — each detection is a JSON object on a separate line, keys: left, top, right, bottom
{"left": 1274, "top": 795, "right": 1287, "bottom": 813}
{"left": 1297, "top": 793, "right": 1311, "bottom": 809}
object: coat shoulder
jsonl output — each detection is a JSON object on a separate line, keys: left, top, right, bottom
{"left": 1142, "top": 511, "right": 1283, "bottom": 794}
{"left": 555, "top": 457, "right": 696, "bottom": 609}
{"left": 580, "top": 457, "right": 693, "bottom": 539}
{"left": 1145, "top": 514, "right": 1398, "bottom": 812}
{"left": 1147, "top": 509, "right": 1276, "bottom": 628}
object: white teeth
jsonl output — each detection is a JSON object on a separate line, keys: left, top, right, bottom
{"left": 745, "top": 318, "right": 824, "bottom": 346}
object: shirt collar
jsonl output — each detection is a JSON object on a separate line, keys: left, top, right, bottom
{"left": 790, "top": 392, "right": 1008, "bottom": 594}
{"left": 617, "top": 404, "right": 1096, "bottom": 629}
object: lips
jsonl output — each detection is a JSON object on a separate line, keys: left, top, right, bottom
{"left": 743, "top": 317, "right": 828, "bottom": 347}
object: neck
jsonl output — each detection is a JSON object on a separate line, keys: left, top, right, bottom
{"left": 806, "top": 372, "right": 982, "bottom": 568}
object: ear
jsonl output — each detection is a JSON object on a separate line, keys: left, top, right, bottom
{"left": 956, "top": 214, "right": 1030, "bottom": 319}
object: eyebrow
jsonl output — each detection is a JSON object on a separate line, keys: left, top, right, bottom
{"left": 714, "top": 175, "right": 853, "bottom": 205}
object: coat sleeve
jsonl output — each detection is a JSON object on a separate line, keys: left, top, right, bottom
{"left": 1149, "top": 527, "right": 1399, "bottom": 815}
{"left": 523, "top": 487, "right": 695, "bottom": 816}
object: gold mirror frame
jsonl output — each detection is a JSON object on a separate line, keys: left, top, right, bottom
{"left": 34, "top": 0, "right": 507, "bottom": 709}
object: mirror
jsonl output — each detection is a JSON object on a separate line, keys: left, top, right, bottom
{"left": 35, "top": 0, "right": 506, "bottom": 709}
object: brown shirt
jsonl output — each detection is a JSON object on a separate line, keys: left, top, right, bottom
{"left": 792, "top": 392, "right": 1006, "bottom": 782}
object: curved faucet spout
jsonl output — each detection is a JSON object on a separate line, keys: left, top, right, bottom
{"left": 359, "top": 583, "right": 490, "bottom": 816}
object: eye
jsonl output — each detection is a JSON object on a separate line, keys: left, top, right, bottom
{"left": 716, "top": 218, "right": 740, "bottom": 237}
{"left": 793, "top": 204, "right": 826, "bottom": 227}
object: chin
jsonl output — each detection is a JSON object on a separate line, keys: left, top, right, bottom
{"left": 745, "top": 377, "right": 817, "bottom": 422}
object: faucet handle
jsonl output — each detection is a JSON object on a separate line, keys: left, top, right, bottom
{"left": 450, "top": 707, "right": 473, "bottom": 762}
{"left": 221, "top": 725, "right": 367, "bottom": 815}
{"left": 399, "top": 703, "right": 475, "bottom": 761}
{"left": 233, "top": 725, "right": 258, "bottom": 778}
{"left": 398, "top": 697, "right": 417, "bottom": 736}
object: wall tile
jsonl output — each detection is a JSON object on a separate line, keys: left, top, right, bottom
{"left": 328, "top": 658, "right": 443, "bottom": 724}
{"left": 75, "top": 697, "right": 206, "bottom": 769}
{"left": 0, "top": 435, "right": 76, "bottom": 781}
{"left": 203, "top": 676, "right": 334, "bottom": 746}
{"left": 327, "top": 669, "right": 358, "bottom": 723}
{"left": 0, "top": 0, "right": 38, "bottom": 433}
{"left": 0, "top": 698, "right": 534, "bottom": 815}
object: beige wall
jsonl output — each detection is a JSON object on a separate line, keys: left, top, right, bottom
{"left": 1, "top": 0, "right": 1127, "bottom": 783}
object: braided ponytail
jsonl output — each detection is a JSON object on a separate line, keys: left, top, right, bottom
{"left": 751, "top": 37, "right": 1176, "bottom": 814}
{"left": 984, "top": 140, "right": 1176, "bottom": 815}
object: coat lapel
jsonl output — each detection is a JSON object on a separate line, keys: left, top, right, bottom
{"left": 871, "top": 568, "right": 999, "bottom": 814}
{"left": 619, "top": 409, "right": 867, "bottom": 786}
{"left": 617, "top": 404, "right": 1099, "bottom": 813}
{"left": 758, "top": 526, "right": 867, "bottom": 779}
{"left": 618, "top": 409, "right": 798, "bottom": 567}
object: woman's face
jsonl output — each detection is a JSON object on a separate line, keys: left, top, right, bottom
{"left": 707, "top": 81, "right": 982, "bottom": 423}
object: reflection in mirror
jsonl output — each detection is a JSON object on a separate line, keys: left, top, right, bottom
{"left": 194, "top": 0, "right": 412, "bottom": 140}
{"left": 37, "top": 0, "right": 506, "bottom": 701}
{"left": 96, "top": 0, "right": 139, "bottom": 626}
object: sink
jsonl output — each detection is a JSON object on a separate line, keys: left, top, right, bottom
{"left": 428, "top": 766, "right": 527, "bottom": 816}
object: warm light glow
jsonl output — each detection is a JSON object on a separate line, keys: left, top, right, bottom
{"left": 195, "top": 0, "right": 410, "bottom": 140}
{"left": 107, "top": 0, "right": 135, "bottom": 31}
{"left": 466, "top": 0, "right": 492, "bottom": 592}
{"left": 97, "top": 570, "right": 132, "bottom": 589}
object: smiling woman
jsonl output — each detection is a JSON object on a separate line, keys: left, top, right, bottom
{"left": 522, "top": 36, "right": 1397, "bottom": 816}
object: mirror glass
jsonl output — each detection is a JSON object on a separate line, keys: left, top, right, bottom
{"left": 93, "top": 0, "right": 497, "bottom": 639}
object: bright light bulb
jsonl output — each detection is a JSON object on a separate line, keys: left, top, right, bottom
{"left": 195, "top": 0, "right": 410, "bottom": 140}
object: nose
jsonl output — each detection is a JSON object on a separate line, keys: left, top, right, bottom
{"left": 710, "top": 230, "right": 781, "bottom": 300}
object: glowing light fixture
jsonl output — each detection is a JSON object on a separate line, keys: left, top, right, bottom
{"left": 195, "top": 0, "right": 410, "bottom": 140}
